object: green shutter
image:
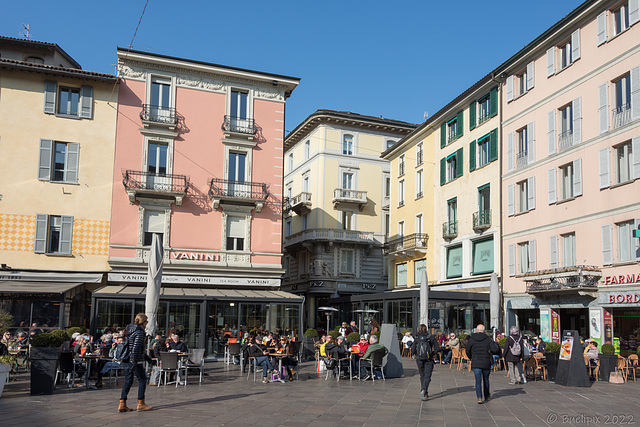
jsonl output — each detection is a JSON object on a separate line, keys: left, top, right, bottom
{"left": 440, "top": 123, "right": 446, "bottom": 148}
{"left": 456, "top": 111, "right": 464, "bottom": 138}
{"left": 489, "top": 128, "right": 498, "bottom": 162}
{"left": 440, "top": 157, "right": 446, "bottom": 185}
{"left": 469, "top": 140, "right": 476, "bottom": 171}
{"left": 456, "top": 147, "right": 463, "bottom": 178}
{"left": 469, "top": 102, "right": 476, "bottom": 130}
{"left": 489, "top": 87, "right": 498, "bottom": 118}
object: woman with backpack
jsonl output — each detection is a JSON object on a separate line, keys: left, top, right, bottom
{"left": 503, "top": 326, "right": 526, "bottom": 385}
{"left": 410, "top": 324, "right": 439, "bottom": 401}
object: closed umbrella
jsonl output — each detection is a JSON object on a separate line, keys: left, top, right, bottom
{"left": 145, "top": 233, "right": 163, "bottom": 337}
{"left": 490, "top": 272, "right": 500, "bottom": 335}
{"left": 419, "top": 271, "right": 429, "bottom": 327}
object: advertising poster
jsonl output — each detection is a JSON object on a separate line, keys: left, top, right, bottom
{"left": 540, "top": 309, "right": 550, "bottom": 342}
{"left": 589, "top": 308, "right": 602, "bottom": 347}
{"left": 551, "top": 309, "right": 560, "bottom": 343}
{"left": 560, "top": 336, "right": 574, "bottom": 361}
{"left": 603, "top": 309, "right": 613, "bottom": 345}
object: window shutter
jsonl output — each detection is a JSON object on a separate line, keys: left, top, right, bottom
{"left": 572, "top": 97, "right": 581, "bottom": 145}
{"left": 546, "top": 47, "right": 555, "bottom": 77}
{"left": 527, "top": 121, "right": 535, "bottom": 164}
{"left": 489, "top": 87, "right": 498, "bottom": 117}
{"left": 469, "top": 102, "right": 476, "bottom": 130}
{"left": 440, "top": 123, "right": 446, "bottom": 148}
{"left": 597, "top": 12, "right": 607, "bottom": 46}
{"left": 573, "top": 158, "right": 582, "bottom": 197}
{"left": 59, "top": 215, "right": 74, "bottom": 255}
{"left": 65, "top": 143, "right": 79, "bottom": 184}
{"left": 507, "top": 132, "right": 514, "bottom": 172}
{"left": 631, "top": 66, "right": 640, "bottom": 121}
{"left": 526, "top": 61, "right": 535, "bottom": 90}
{"left": 506, "top": 76, "right": 514, "bottom": 102}
{"left": 38, "top": 139, "right": 53, "bottom": 181}
{"left": 527, "top": 176, "right": 536, "bottom": 210}
{"left": 455, "top": 147, "right": 463, "bottom": 178}
{"left": 469, "top": 140, "right": 476, "bottom": 171}
{"left": 44, "top": 81, "right": 57, "bottom": 114}
{"left": 508, "top": 244, "right": 516, "bottom": 276}
{"left": 599, "top": 148, "right": 610, "bottom": 189}
{"left": 635, "top": 217, "right": 640, "bottom": 260}
{"left": 630, "top": 0, "right": 640, "bottom": 26}
{"left": 548, "top": 168, "right": 557, "bottom": 204}
{"left": 571, "top": 29, "right": 580, "bottom": 61}
{"left": 550, "top": 235, "right": 558, "bottom": 269}
{"left": 528, "top": 239, "right": 537, "bottom": 271}
{"left": 456, "top": 112, "right": 464, "bottom": 138}
{"left": 547, "top": 110, "right": 556, "bottom": 155}
{"left": 601, "top": 224, "right": 613, "bottom": 265}
{"left": 80, "top": 86, "right": 93, "bottom": 119}
{"left": 507, "top": 184, "right": 515, "bottom": 216}
{"left": 632, "top": 136, "right": 640, "bottom": 180}
{"left": 489, "top": 128, "right": 498, "bottom": 162}
{"left": 440, "top": 157, "right": 446, "bottom": 186}
{"left": 34, "top": 214, "right": 48, "bottom": 253}
{"left": 598, "top": 82, "right": 609, "bottom": 134}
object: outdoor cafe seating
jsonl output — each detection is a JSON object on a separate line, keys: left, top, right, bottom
{"left": 358, "top": 348, "right": 386, "bottom": 382}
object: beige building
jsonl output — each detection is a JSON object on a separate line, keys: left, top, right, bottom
{"left": 0, "top": 36, "right": 117, "bottom": 329}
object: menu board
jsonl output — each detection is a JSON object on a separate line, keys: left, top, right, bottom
{"left": 560, "top": 336, "right": 574, "bottom": 361}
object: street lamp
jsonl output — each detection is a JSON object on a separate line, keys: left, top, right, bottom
{"left": 317, "top": 307, "right": 338, "bottom": 335}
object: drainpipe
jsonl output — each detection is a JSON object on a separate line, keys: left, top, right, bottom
{"left": 491, "top": 71, "right": 505, "bottom": 333}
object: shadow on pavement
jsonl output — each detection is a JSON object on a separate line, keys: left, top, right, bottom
{"left": 152, "top": 392, "right": 266, "bottom": 410}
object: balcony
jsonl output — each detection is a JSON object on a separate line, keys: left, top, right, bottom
{"left": 525, "top": 266, "right": 602, "bottom": 296}
{"left": 384, "top": 233, "right": 428, "bottom": 256}
{"left": 472, "top": 210, "right": 491, "bottom": 232}
{"left": 208, "top": 178, "right": 268, "bottom": 213}
{"left": 442, "top": 221, "right": 458, "bottom": 240}
{"left": 382, "top": 196, "right": 390, "bottom": 210}
{"left": 284, "top": 228, "right": 376, "bottom": 250}
{"left": 222, "top": 115, "right": 257, "bottom": 137}
{"left": 332, "top": 188, "right": 368, "bottom": 211}
{"left": 123, "top": 170, "right": 188, "bottom": 207}
{"left": 516, "top": 150, "right": 528, "bottom": 169}
{"left": 612, "top": 103, "right": 631, "bottom": 129}
{"left": 140, "top": 104, "right": 177, "bottom": 129}
{"left": 558, "top": 129, "right": 573, "bottom": 152}
{"left": 284, "top": 192, "right": 312, "bottom": 215}
{"left": 478, "top": 110, "right": 491, "bottom": 125}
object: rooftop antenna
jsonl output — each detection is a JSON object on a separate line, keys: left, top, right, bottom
{"left": 423, "top": 111, "right": 429, "bottom": 120}
{"left": 20, "top": 24, "right": 30, "bottom": 39}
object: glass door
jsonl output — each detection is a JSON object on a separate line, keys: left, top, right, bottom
{"left": 147, "top": 142, "right": 169, "bottom": 190}
{"left": 228, "top": 152, "right": 247, "bottom": 197}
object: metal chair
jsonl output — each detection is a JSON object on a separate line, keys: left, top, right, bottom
{"left": 158, "top": 352, "right": 187, "bottom": 387}
{"left": 186, "top": 348, "right": 205, "bottom": 383}
{"left": 359, "top": 349, "right": 386, "bottom": 382}
{"left": 55, "top": 351, "right": 77, "bottom": 389}
{"left": 228, "top": 343, "right": 242, "bottom": 367}
{"left": 290, "top": 341, "right": 302, "bottom": 380}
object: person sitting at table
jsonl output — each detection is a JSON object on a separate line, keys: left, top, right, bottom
{"left": 15, "top": 331, "right": 29, "bottom": 350}
{"left": 348, "top": 336, "right": 369, "bottom": 379}
{"left": 168, "top": 334, "right": 188, "bottom": 353}
{"left": 339, "top": 322, "right": 348, "bottom": 338}
{"left": 246, "top": 337, "right": 277, "bottom": 383}
{"left": 402, "top": 332, "right": 414, "bottom": 353}
{"left": 359, "top": 335, "right": 388, "bottom": 380}
{"left": 534, "top": 337, "right": 546, "bottom": 355}
{"left": 276, "top": 336, "right": 297, "bottom": 381}
{"left": 263, "top": 332, "right": 275, "bottom": 347}
{"left": 442, "top": 333, "right": 460, "bottom": 364}
{"left": 1, "top": 331, "right": 15, "bottom": 349}
{"left": 0, "top": 340, "right": 8, "bottom": 356}
{"left": 96, "top": 335, "right": 129, "bottom": 388}
{"left": 585, "top": 341, "right": 599, "bottom": 363}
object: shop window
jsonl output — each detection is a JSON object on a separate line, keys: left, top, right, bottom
{"left": 472, "top": 237, "right": 494, "bottom": 275}
{"left": 396, "top": 262, "right": 407, "bottom": 287}
{"left": 446, "top": 244, "right": 462, "bottom": 279}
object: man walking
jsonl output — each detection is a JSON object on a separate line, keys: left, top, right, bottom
{"left": 467, "top": 324, "right": 498, "bottom": 404}
{"left": 411, "top": 324, "right": 439, "bottom": 401}
{"left": 118, "top": 313, "right": 153, "bottom": 412}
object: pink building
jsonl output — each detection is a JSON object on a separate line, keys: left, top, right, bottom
{"left": 498, "top": 0, "right": 640, "bottom": 350}
{"left": 99, "top": 49, "right": 300, "bottom": 352}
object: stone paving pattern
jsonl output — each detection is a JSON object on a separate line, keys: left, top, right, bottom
{"left": 1, "top": 359, "right": 639, "bottom": 426}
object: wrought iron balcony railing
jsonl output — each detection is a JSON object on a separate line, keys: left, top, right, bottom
{"left": 612, "top": 103, "right": 631, "bottom": 129}
{"left": 140, "top": 104, "right": 177, "bottom": 126}
{"left": 478, "top": 110, "right": 491, "bottom": 125}
{"left": 222, "top": 115, "right": 257, "bottom": 135}
{"left": 524, "top": 266, "right": 602, "bottom": 294}
{"left": 558, "top": 129, "right": 574, "bottom": 152}
{"left": 442, "top": 221, "right": 458, "bottom": 240}
{"left": 473, "top": 209, "right": 491, "bottom": 231}
{"left": 209, "top": 178, "right": 268, "bottom": 201}
{"left": 122, "top": 170, "right": 188, "bottom": 206}
{"left": 516, "top": 150, "right": 528, "bottom": 169}
{"left": 384, "top": 233, "right": 428, "bottom": 255}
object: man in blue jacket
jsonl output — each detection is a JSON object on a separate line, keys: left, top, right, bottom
{"left": 118, "top": 313, "right": 153, "bottom": 413}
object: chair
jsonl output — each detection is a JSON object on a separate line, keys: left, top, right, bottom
{"left": 401, "top": 343, "right": 412, "bottom": 358}
{"left": 186, "top": 348, "right": 205, "bottom": 383}
{"left": 246, "top": 356, "right": 258, "bottom": 382}
{"left": 583, "top": 355, "right": 599, "bottom": 381}
{"left": 228, "top": 343, "right": 242, "bottom": 367}
{"left": 616, "top": 355, "right": 629, "bottom": 382}
{"left": 627, "top": 354, "right": 639, "bottom": 381}
{"left": 324, "top": 352, "right": 351, "bottom": 382}
{"left": 291, "top": 341, "right": 302, "bottom": 380}
{"left": 531, "top": 354, "right": 547, "bottom": 381}
{"left": 158, "top": 352, "right": 187, "bottom": 387}
{"left": 459, "top": 348, "right": 471, "bottom": 372}
{"left": 55, "top": 351, "right": 77, "bottom": 389}
{"left": 359, "top": 349, "right": 386, "bottom": 382}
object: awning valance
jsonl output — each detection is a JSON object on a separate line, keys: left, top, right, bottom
{"left": 0, "top": 281, "right": 83, "bottom": 294}
{"left": 94, "top": 284, "right": 303, "bottom": 302}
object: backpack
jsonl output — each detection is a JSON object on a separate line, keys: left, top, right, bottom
{"left": 510, "top": 336, "right": 522, "bottom": 356}
{"left": 416, "top": 335, "right": 433, "bottom": 361}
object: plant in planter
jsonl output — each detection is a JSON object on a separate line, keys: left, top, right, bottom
{"left": 304, "top": 328, "right": 318, "bottom": 338}
{"left": 544, "top": 341, "right": 561, "bottom": 382}
{"left": 599, "top": 343, "right": 618, "bottom": 383}
{"left": 0, "top": 354, "right": 16, "bottom": 398}
{"left": 66, "top": 326, "right": 86, "bottom": 336}
{"left": 30, "top": 330, "right": 70, "bottom": 396}
{"left": 498, "top": 337, "right": 507, "bottom": 348}
{"left": 346, "top": 332, "right": 360, "bottom": 342}
{"left": 328, "top": 330, "right": 340, "bottom": 339}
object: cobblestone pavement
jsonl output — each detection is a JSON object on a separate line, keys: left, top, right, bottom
{"left": 1, "top": 358, "right": 639, "bottom": 426}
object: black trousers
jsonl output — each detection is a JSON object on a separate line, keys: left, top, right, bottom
{"left": 416, "top": 359, "right": 435, "bottom": 393}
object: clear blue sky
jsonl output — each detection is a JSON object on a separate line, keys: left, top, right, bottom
{"left": 2, "top": 0, "right": 584, "bottom": 131}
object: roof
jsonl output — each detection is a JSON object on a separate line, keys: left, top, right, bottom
{"left": 95, "top": 284, "right": 304, "bottom": 301}
{"left": 0, "top": 57, "right": 117, "bottom": 82}
{"left": 0, "top": 35, "right": 82, "bottom": 69}
{"left": 285, "top": 109, "right": 417, "bottom": 150}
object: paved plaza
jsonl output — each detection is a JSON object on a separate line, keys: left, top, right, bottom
{"left": 1, "top": 358, "right": 639, "bottom": 427}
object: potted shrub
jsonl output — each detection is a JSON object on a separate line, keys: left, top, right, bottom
{"left": 346, "top": 332, "right": 360, "bottom": 343}
{"left": 545, "top": 341, "right": 561, "bottom": 382}
{"left": 498, "top": 337, "right": 507, "bottom": 348}
{"left": 0, "top": 354, "right": 16, "bottom": 398}
{"left": 599, "top": 343, "right": 617, "bottom": 382}
{"left": 328, "top": 330, "right": 340, "bottom": 339}
{"left": 30, "top": 329, "right": 70, "bottom": 395}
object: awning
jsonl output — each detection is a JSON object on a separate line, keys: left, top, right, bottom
{"left": 94, "top": 284, "right": 304, "bottom": 302}
{"left": 0, "top": 281, "right": 83, "bottom": 294}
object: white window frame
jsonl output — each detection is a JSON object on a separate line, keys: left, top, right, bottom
{"left": 398, "top": 179, "right": 405, "bottom": 207}
{"left": 415, "top": 213, "right": 423, "bottom": 235}
{"left": 519, "top": 241, "right": 531, "bottom": 274}
{"left": 616, "top": 141, "right": 633, "bottom": 184}
{"left": 136, "top": 205, "right": 170, "bottom": 260}
{"left": 146, "top": 74, "right": 176, "bottom": 112}
{"left": 342, "top": 134, "right": 354, "bottom": 155}
{"left": 562, "top": 233, "right": 576, "bottom": 267}
{"left": 340, "top": 248, "right": 355, "bottom": 274}
{"left": 416, "top": 142, "right": 424, "bottom": 166}
{"left": 446, "top": 155, "right": 457, "bottom": 182}
{"left": 304, "top": 140, "right": 310, "bottom": 161}
{"left": 416, "top": 169, "right": 424, "bottom": 199}
{"left": 517, "top": 179, "right": 529, "bottom": 213}
{"left": 447, "top": 118, "right": 459, "bottom": 142}
{"left": 285, "top": 220, "right": 292, "bottom": 237}
{"left": 340, "top": 210, "right": 354, "bottom": 230}
{"left": 617, "top": 220, "right": 634, "bottom": 262}
{"left": 397, "top": 220, "right": 405, "bottom": 240}
{"left": 225, "top": 86, "right": 253, "bottom": 120}
{"left": 288, "top": 153, "right": 294, "bottom": 172}
{"left": 477, "top": 135, "right": 490, "bottom": 168}
{"left": 222, "top": 211, "right": 251, "bottom": 253}
{"left": 399, "top": 154, "right": 406, "bottom": 177}
{"left": 560, "top": 162, "right": 574, "bottom": 200}
{"left": 613, "top": 2, "right": 630, "bottom": 36}
{"left": 478, "top": 94, "right": 491, "bottom": 123}
{"left": 386, "top": 140, "right": 396, "bottom": 150}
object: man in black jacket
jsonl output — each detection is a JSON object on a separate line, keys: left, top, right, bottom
{"left": 119, "top": 313, "right": 153, "bottom": 413}
{"left": 467, "top": 324, "right": 497, "bottom": 404}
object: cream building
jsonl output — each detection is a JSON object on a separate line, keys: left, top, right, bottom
{"left": 281, "top": 110, "right": 415, "bottom": 329}
{"left": 0, "top": 36, "right": 117, "bottom": 329}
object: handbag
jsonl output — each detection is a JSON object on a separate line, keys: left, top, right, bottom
{"left": 609, "top": 371, "right": 625, "bottom": 384}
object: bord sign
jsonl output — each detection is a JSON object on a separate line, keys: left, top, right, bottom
{"left": 599, "top": 291, "right": 640, "bottom": 305}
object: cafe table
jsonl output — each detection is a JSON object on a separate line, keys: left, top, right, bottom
{"left": 78, "top": 353, "right": 112, "bottom": 389}
{"left": 267, "top": 353, "right": 287, "bottom": 383}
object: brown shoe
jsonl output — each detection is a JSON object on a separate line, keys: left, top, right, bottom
{"left": 137, "top": 400, "right": 153, "bottom": 411}
{"left": 117, "top": 399, "right": 133, "bottom": 413}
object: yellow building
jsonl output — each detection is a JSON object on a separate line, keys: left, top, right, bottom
{"left": 0, "top": 37, "right": 117, "bottom": 328}
{"left": 282, "top": 110, "right": 415, "bottom": 329}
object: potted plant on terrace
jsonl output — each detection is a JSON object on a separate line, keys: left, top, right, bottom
{"left": 30, "top": 329, "right": 70, "bottom": 395}
{"left": 599, "top": 343, "right": 617, "bottom": 383}
{"left": 0, "top": 354, "right": 16, "bottom": 398}
{"left": 545, "top": 341, "right": 561, "bottom": 382}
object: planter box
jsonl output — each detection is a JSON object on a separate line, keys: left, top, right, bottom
{"left": 546, "top": 353, "right": 560, "bottom": 382}
{"left": 0, "top": 363, "right": 10, "bottom": 398}
{"left": 599, "top": 354, "right": 617, "bottom": 383}
{"left": 30, "top": 347, "right": 59, "bottom": 395}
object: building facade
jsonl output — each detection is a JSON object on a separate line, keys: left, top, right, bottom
{"left": 498, "top": 0, "right": 640, "bottom": 351}
{"left": 0, "top": 36, "right": 117, "bottom": 329}
{"left": 281, "top": 110, "right": 415, "bottom": 329}
{"left": 103, "top": 49, "right": 301, "bottom": 353}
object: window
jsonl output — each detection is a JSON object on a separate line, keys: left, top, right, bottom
{"left": 613, "top": 74, "right": 631, "bottom": 128}
{"left": 398, "top": 180, "right": 405, "bottom": 207}
{"left": 44, "top": 81, "right": 93, "bottom": 119}
{"left": 285, "top": 220, "right": 291, "bottom": 237}
{"left": 613, "top": 3, "right": 630, "bottom": 36}
{"left": 516, "top": 70, "right": 528, "bottom": 98}
{"left": 447, "top": 118, "right": 459, "bottom": 142}
{"left": 560, "top": 40, "right": 572, "bottom": 70}
{"left": 506, "top": 64, "right": 533, "bottom": 102}
{"left": 476, "top": 184, "right": 491, "bottom": 227}
{"left": 472, "top": 237, "right": 494, "bottom": 274}
{"left": 414, "top": 259, "right": 426, "bottom": 284}
{"left": 516, "top": 126, "right": 528, "bottom": 168}
{"left": 226, "top": 216, "right": 245, "bottom": 251}
{"left": 150, "top": 77, "right": 172, "bottom": 122}
{"left": 303, "top": 175, "right": 310, "bottom": 193}
{"left": 299, "top": 251, "right": 308, "bottom": 276}
{"left": 397, "top": 221, "right": 405, "bottom": 239}
{"left": 342, "top": 172, "right": 353, "bottom": 191}
{"left": 37, "top": 139, "right": 79, "bottom": 183}
{"left": 384, "top": 213, "right": 390, "bottom": 239}
{"left": 396, "top": 262, "right": 408, "bottom": 287}
{"left": 301, "top": 214, "right": 309, "bottom": 231}
{"left": 518, "top": 179, "right": 529, "bottom": 213}
{"left": 34, "top": 214, "right": 73, "bottom": 255}
{"left": 518, "top": 241, "right": 536, "bottom": 273}
{"left": 446, "top": 245, "right": 463, "bottom": 278}
{"left": 384, "top": 175, "right": 391, "bottom": 198}
{"left": 386, "top": 140, "right": 395, "bottom": 150}
{"left": 58, "top": 87, "right": 80, "bottom": 116}
{"left": 415, "top": 213, "right": 423, "bottom": 236}
{"left": 560, "top": 163, "right": 574, "bottom": 200}
{"left": 227, "top": 151, "right": 247, "bottom": 196}
{"left": 507, "top": 177, "right": 534, "bottom": 216}
{"left": 447, "top": 198, "right": 457, "bottom": 225}
{"left": 399, "top": 154, "right": 405, "bottom": 176}
{"left": 343, "top": 134, "right": 353, "bottom": 155}
{"left": 286, "top": 185, "right": 292, "bottom": 199}
{"left": 440, "top": 148, "right": 463, "bottom": 185}
{"left": 416, "top": 169, "right": 423, "bottom": 199}
{"left": 143, "top": 210, "right": 165, "bottom": 246}
{"left": 416, "top": 142, "right": 424, "bottom": 166}
{"left": 477, "top": 135, "right": 490, "bottom": 168}
{"left": 26, "top": 56, "right": 44, "bottom": 64}
{"left": 229, "top": 89, "right": 249, "bottom": 132}
{"left": 478, "top": 95, "right": 491, "bottom": 124}
{"left": 288, "top": 153, "right": 293, "bottom": 172}
{"left": 617, "top": 221, "right": 634, "bottom": 262}
{"left": 304, "top": 140, "right": 310, "bottom": 160}
{"left": 470, "top": 129, "right": 498, "bottom": 171}
{"left": 341, "top": 211, "right": 352, "bottom": 230}
{"left": 616, "top": 142, "right": 633, "bottom": 183}
{"left": 340, "top": 249, "right": 355, "bottom": 274}
{"left": 562, "top": 233, "right": 576, "bottom": 267}
{"left": 548, "top": 30, "right": 580, "bottom": 76}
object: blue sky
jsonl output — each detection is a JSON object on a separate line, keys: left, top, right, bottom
{"left": 2, "top": 0, "right": 584, "bottom": 131}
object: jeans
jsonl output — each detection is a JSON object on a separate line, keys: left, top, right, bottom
{"left": 416, "top": 359, "right": 435, "bottom": 393}
{"left": 120, "top": 362, "right": 147, "bottom": 401}
{"left": 507, "top": 361, "right": 524, "bottom": 383}
{"left": 472, "top": 368, "right": 491, "bottom": 400}
{"left": 255, "top": 356, "right": 273, "bottom": 378}
{"left": 442, "top": 349, "right": 453, "bottom": 364}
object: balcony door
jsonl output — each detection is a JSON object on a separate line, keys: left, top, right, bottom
{"left": 478, "top": 184, "right": 490, "bottom": 226}
{"left": 342, "top": 172, "right": 353, "bottom": 197}
{"left": 230, "top": 90, "right": 249, "bottom": 132}
{"left": 228, "top": 152, "right": 247, "bottom": 197}
{"left": 150, "top": 77, "right": 171, "bottom": 122}
{"left": 147, "top": 142, "right": 169, "bottom": 190}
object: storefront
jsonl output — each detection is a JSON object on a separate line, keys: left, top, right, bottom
{"left": 599, "top": 289, "right": 640, "bottom": 353}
